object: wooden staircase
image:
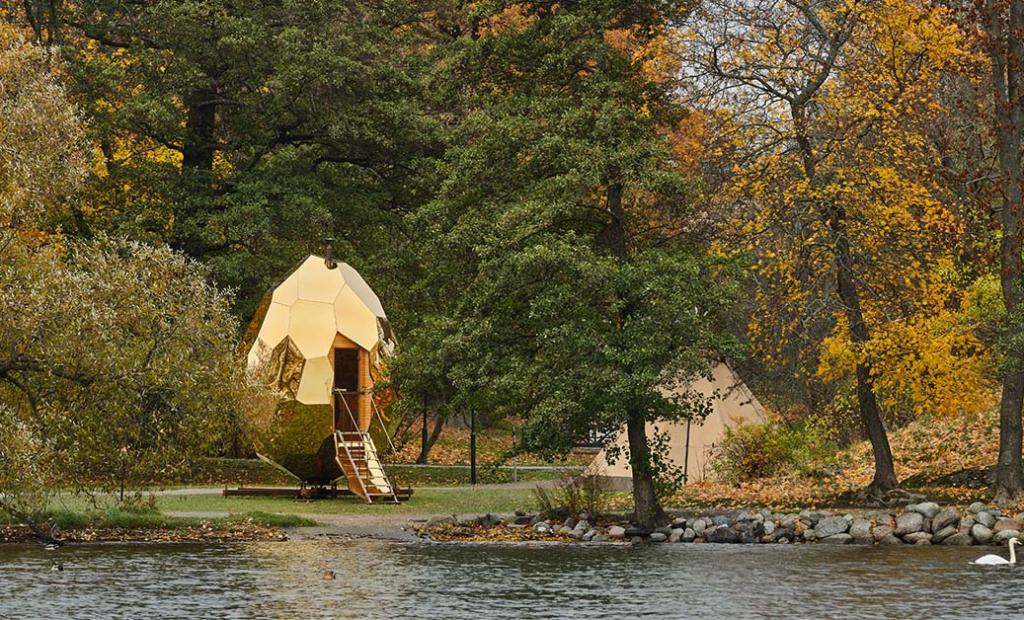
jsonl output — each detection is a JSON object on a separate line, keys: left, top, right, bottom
{"left": 333, "top": 430, "right": 407, "bottom": 503}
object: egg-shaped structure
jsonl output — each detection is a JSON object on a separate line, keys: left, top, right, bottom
{"left": 245, "top": 254, "right": 397, "bottom": 496}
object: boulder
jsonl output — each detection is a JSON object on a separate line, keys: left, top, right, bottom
{"left": 650, "top": 532, "right": 668, "bottom": 542}
{"left": 932, "top": 525, "right": 957, "bottom": 543}
{"left": 625, "top": 526, "right": 652, "bottom": 537}
{"left": 706, "top": 526, "right": 740, "bottom": 544}
{"left": 994, "top": 529, "right": 1021, "bottom": 544}
{"left": 682, "top": 528, "right": 696, "bottom": 542}
{"left": 815, "top": 516, "right": 850, "bottom": 538}
{"left": 669, "top": 529, "right": 684, "bottom": 543}
{"left": 931, "top": 507, "right": 960, "bottom": 532}
{"left": 480, "top": 513, "right": 502, "bottom": 527}
{"left": 903, "top": 532, "right": 932, "bottom": 545}
{"left": 630, "top": 536, "right": 645, "bottom": 544}
{"left": 849, "top": 519, "right": 872, "bottom": 541}
{"left": 734, "top": 521, "right": 764, "bottom": 544}
{"left": 968, "top": 501, "right": 988, "bottom": 514}
{"left": 872, "top": 525, "right": 894, "bottom": 542}
{"left": 803, "top": 528, "right": 817, "bottom": 542}
{"left": 592, "top": 535, "right": 609, "bottom": 542}
{"left": 780, "top": 514, "right": 798, "bottom": 529}
{"left": 908, "top": 502, "right": 941, "bottom": 519}
{"left": 692, "top": 519, "right": 707, "bottom": 534}
{"left": 976, "top": 511, "right": 997, "bottom": 528}
{"left": 575, "top": 520, "right": 591, "bottom": 532}
{"left": 427, "top": 515, "right": 457, "bottom": 527}
{"left": 942, "top": 532, "right": 974, "bottom": 546}
{"left": 533, "top": 522, "right": 551, "bottom": 534}
{"left": 820, "top": 533, "right": 852, "bottom": 544}
{"left": 894, "top": 512, "right": 924, "bottom": 536}
{"left": 671, "top": 517, "right": 688, "bottom": 529}
{"left": 959, "top": 516, "right": 975, "bottom": 530}
{"left": 583, "top": 530, "right": 596, "bottom": 542}
{"left": 994, "top": 518, "right": 1024, "bottom": 534}
{"left": 879, "top": 534, "right": 904, "bottom": 545}
{"left": 712, "top": 515, "right": 731, "bottom": 527}
{"left": 736, "top": 511, "right": 754, "bottom": 522}
{"left": 513, "top": 514, "right": 533, "bottom": 526}
{"left": 607, "top": 525, "right": 626, "bottom": 539}
{"left": 971, "top": 523, "right": 994, "bottom": 544}
{"left": 763, "top": 521, "right": 776, "bottom": 537}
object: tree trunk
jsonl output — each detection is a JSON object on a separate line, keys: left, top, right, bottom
{"left": 626, "top": 407, "right": 667, "bottom": 529}
{"left": 994, "top": 172, "right": 1024, "bottom": 502}
{"left": 603, "top": 178, "right": 666, "bottom": 527}
{"left": 182, "top": 84, "right": 218, "bottom": 173}
{"left": 830, "top": 212, "right": 898, "bottom": 493}
{"left": 986, "top": 0, "right": 1024, "bottom": 503}
{"left": 415, "top": 414, "right": 444, "bottom": 464}
{"left": 794, "top": 103, "right": 898, "bottom": 494}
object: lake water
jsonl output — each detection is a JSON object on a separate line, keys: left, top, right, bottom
{"left": 0, "top": 539, "right": 1018, "bottom": 619}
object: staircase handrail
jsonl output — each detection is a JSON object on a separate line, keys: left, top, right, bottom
{"left": 335, "top": 388, "right": 398, "bottom": 503}
{"left": 334, "top": 429, "right": 371, "bottom": 503}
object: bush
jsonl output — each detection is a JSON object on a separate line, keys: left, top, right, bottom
{"left": 533, "top": 474, "right": 612, "bottom": 519}
{"left": 709, "top": 418, "right": 836, "bottom": 482}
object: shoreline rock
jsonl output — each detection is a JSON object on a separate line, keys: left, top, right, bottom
{"left": 412, "top": 501, "right": 1024, "bottom": 548}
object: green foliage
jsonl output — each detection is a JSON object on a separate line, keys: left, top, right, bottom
{"left": 403, "top": 0, "right": 737, "bottom": 469}
{"left": 0, "top": 23, "right": 88, "bottom": 228}
{"left": 710, "top": 419, "right": 837, "bottom": 482}
{"left": 223, "top": 511, "right": 317, "bottom": 528}
{"left": 0, "top": 235, "right": 254, "bottom": 500}
{"left": 19, "top": 0, "right": 442, "bottom": 319}
{"left": 0, "top": 411, "right": 59, "bottom": 532}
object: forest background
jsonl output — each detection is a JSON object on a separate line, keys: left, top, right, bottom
{"left": 3, "top": 0, "right": 1024, "bottom": 527}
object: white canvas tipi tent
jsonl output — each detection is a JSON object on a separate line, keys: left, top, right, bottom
{"left": 587, "top": 362, "right": 766, "bottom": 488}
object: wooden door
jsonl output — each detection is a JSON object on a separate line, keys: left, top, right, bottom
{"left": 334, "top": 348, "right": 360, "bottom": 431}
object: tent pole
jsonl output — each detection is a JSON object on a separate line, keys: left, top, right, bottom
{"left": 683, "top": 418, "right": 692, "bottom": 484}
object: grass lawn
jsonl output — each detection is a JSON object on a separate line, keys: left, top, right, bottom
{"left": 1, "top": 507, "right": 316, "bottom": 530}
{"left": 142, "top": 458, "right": 582, "bottom": 489}
{"left": 391, "top": 423, "right": 593, "bottom": 467}
{"left": 388, "top": 464, "right": 579, "bottom": 487}
{"left": 151, "top": 486, "right": 541, "bottom": 517}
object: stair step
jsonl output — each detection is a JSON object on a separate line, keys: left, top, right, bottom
{"left": 334, "top": 431, "right": 397, "bottom": 504}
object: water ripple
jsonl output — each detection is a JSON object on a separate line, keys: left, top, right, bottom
{"left": 0, "top": 540, "right": 1018, "bottom": 619}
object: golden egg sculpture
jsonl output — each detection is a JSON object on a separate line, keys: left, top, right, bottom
{"left": 244, "top": 254, "right": 395, "bottom": 485}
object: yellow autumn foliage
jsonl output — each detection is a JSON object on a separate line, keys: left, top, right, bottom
{"left": 699, "top": 0, "right": 991, "bottom": 421}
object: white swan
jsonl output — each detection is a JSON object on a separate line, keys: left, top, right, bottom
{"left": 972, "top": 537, "right": 1021, "bottom": 565}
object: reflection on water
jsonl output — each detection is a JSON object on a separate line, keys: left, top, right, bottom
{"left": 0, "top": 539, "right": 1018, "bottom": 619}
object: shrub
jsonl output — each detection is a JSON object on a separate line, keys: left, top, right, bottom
{"left": 533, "top": 473, "right": 613, "bottom": 519}
{"left": 709, "top": 417, "right": 836, "bottom": 482}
